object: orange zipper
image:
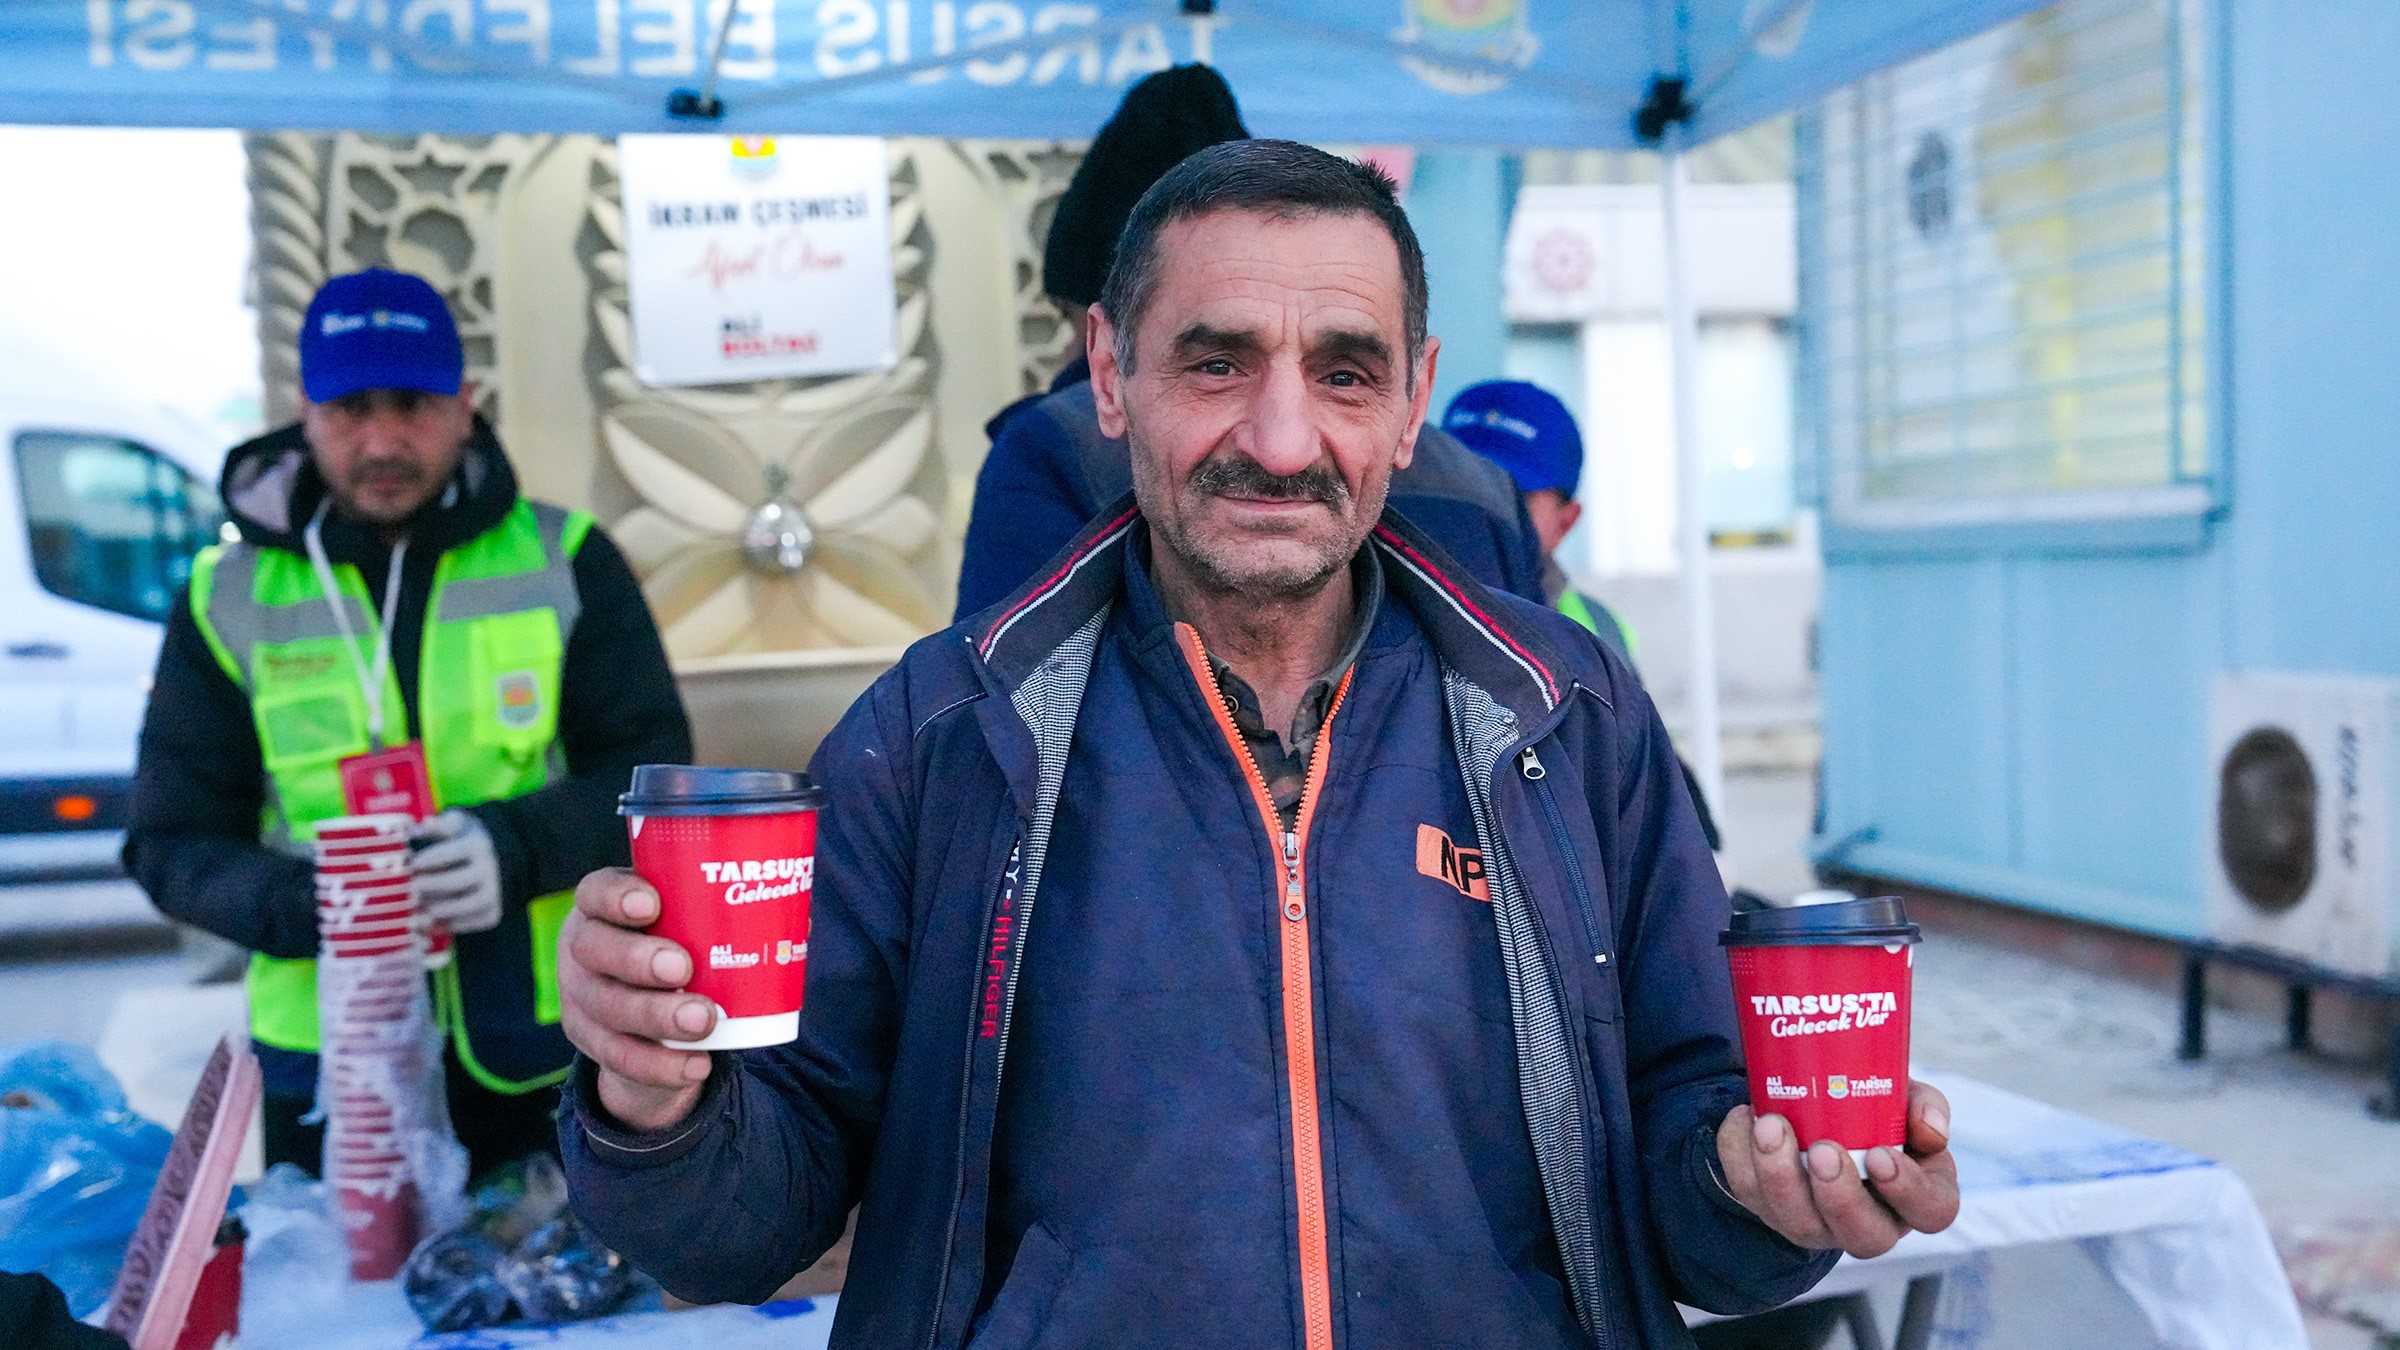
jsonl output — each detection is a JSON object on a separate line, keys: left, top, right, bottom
{"left": 1173, "top": 623, "right": 1349, "bottom": 1350}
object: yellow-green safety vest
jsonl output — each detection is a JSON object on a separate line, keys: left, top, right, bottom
{"left": 188, "top": 499, "right": 589, "bottom": 1095}
{"left": 1556, "top": 588, "right": 1638, "bottom": 659}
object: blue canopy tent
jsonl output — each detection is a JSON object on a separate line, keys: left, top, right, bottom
{"left": 0, "top": 0, "right": 2046, "bottom": 809}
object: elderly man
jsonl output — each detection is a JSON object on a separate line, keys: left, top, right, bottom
{"left": 557, "top": 142, "right": 1956, "bottom": 1348}
{"left": 127, "top": 268, "right": 691, "bottom": 1177}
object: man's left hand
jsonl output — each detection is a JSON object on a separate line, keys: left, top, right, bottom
{"left": 1716, "top": 1078, "right": 1960, "bottom": 1258}
{"left": 412, "top": 809, "right": 503, "bottom": 935}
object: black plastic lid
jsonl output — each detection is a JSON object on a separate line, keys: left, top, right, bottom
{"left": 1720, "top": 895, "right": 1920, "bottom": 948}
{"left": 619, "top": 764, "right": 825, "bottom": 817}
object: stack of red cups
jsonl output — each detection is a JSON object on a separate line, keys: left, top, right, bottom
{"left": 311, "top": 813, "right": 432, "bottom": 1281}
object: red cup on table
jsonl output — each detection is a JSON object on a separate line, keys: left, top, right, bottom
{"left": 333, "top": 1177, "right": 421, "bottom": 1281}
{"left": 1721, "top": 894, "right": 1922, "bottom": 1152}
{"left": 619, "top": 765, "right": 825, "bottom": 1051}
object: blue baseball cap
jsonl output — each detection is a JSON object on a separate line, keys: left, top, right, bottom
{"left": 298, "top": 269, "right": 464, "bottom": 404}
{"left": 1442, "top": 380, "right": 1583, "bottom": 499}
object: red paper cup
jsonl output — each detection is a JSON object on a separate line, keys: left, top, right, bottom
{"left": 318, "top": 891, "right": 408, "bottom": 912}
{"left": 620, "top": 766, "right": 824, "bottom": 1051}
{"left": 313, "top": 814, "right": 414, "bottom": 843}
{"left": 336, "top": 977, "right": 422, "bottom": 1000}
{"left": 1722, "top": 895, "right": 1921, "bottom": 1152}
{"left": 320, "top": 903, "right": 416, "bottom": 927}
{"left": 321, "top": 902, "right": 415, "bottom": 922}
{"left": 325, "top": 938, "right": 414, "bottom": 960}
{"left": 316, "top": 871, "right": 410, "bottom": 892}
{"left": 318, "top": 882, "right": 411, "bottom": 902}
{"left": 326, "top": 974, "right": 420, "bottom": 1000}
{"left": 329, "top": 1138, "right": 400, "bottom": 1154}
{"left": 332, "top": 1145, "right": 402, "bottom": 1162}
{"left": 319, "top": 896, "right": 416, "bottom": 919}
{"left": 314, "top": 846, "right": 408, "bottom": 866}
{"left": 315, "top": 844, "right": 408, "bottom": 863}
{"left": 318, "top": 878, "right": 414, "bottom": 900}
{"left": 324, "top": 912, "right": 417, "bottom": 936}
{"left": 335, "top": 1177, "right": 421, "bottom": 1281}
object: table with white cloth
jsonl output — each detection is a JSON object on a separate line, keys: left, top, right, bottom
{"left": 236, "top": 1284, "right": 846, "bottom": 1349}
{"left": 240, "top": 1071, "right": 2298, "bottom": 1349}
{"left": 1686, "top": 1069, "right": 2305, "bottom": 1350}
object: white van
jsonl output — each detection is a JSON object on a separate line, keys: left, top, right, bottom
{"left": 0, "top": 341, "right": 231, "bottom": 879}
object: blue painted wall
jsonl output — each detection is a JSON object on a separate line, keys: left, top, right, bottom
{"left": 1816, "top": 0, "right": 2400, "bottom": 937}
{"left": 1407, "top": 150, "right": 1511, "bottom": 412}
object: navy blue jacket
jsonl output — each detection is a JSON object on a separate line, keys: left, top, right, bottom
{"left": 562, "top": 503, "right": 1832, "bottom": 1348}
{"left": 954, "top": 360, "right": 1547, "bottom": 619}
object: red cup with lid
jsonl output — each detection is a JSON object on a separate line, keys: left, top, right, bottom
{"left": 619, "top": 765, "right": 824, "bottom": 1051}
{"left": 1721, "top": 894, "right": 1922, "bottom": 1151}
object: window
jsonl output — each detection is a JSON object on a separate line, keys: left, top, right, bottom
{"left": 15, "top": 431, "right": 225, "bottom": 621}
{"left": 1698, "top": 318, "right": 1798, "bottom": 541}
{"left": 1802, "top": 0, "right": 2209, "bottom": 530}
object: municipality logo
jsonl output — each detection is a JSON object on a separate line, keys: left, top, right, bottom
{"left": 494, "top": 671, "right": 542, "bottom": 730}
{"left": 1827, "top": 1075, "right": 1850, "bottom": 1100}
{"left": 730, "top": 136, "right": 780, "bottom": 180}
{"left": 1394, "top": 0, "right": 1538, "bottom": 96}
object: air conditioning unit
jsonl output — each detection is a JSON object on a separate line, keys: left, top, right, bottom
{"left": 2206, "top": 672, "right": 2400, "bottom": 977}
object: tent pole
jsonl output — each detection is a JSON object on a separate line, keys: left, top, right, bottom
{"left": 1660, "top": 133, "right": 1726, "bottom": 825}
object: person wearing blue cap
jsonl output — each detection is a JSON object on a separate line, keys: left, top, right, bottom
{"left": 1441, "top": 378, "right": 1638, "bottom": 658}
{"left": 124, "top": 269, "right": 692, "bottom": 1180}
{"left": 1444, "top": 379, "right": 1729, "bottom": 855}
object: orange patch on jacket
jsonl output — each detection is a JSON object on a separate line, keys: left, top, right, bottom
{"left": 1416, "top": 824, "right": 1492, "bottom": 902}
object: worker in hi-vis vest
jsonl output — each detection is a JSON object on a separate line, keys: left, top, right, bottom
{"left": 1441, "top": 379, "right": 1722, "bottom": 851}
{"left": 1439, "top": 381, "right": 1640, "bottom": 657}
{"left": 126, "top": 269, "right": 691, "bottom": 1178}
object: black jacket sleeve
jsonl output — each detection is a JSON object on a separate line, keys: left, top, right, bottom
{"left": 466, "top": 525, "right": 693, "bottom": 907}
{"left": 122, "top": 590, "right": 317, "bottom": 960}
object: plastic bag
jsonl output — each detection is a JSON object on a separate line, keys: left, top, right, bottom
{"left": 0, "top": 1041, "right": 173, "bottom": 1316}
{"left": 463, "top": 1153, "right": 568, "bottom": 1248}
{"left": 402, "top": 1229, "right": 513, "bottom": 1333}
{"left": 235, "top": 1164, "right": 351, "bottom": 1346}
{"left": 398, "top": 1157, "right": 632, "bottom": 1332}
{"left": 495, "top": 1212, "right": 632, "bottom": 1324}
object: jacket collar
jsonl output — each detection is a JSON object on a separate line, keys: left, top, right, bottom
{"left": 970, "top": 492, "right": 1569, "bottom": 724}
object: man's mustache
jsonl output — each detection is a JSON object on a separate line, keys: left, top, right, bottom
{"left": 349, "top": 460, "right": 433, "bottom": 486}
{"left": 1188, "top": 454, "right": 1349, "bottom": 507}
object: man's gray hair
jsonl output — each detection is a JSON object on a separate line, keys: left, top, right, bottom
{"left": 1097, "top": 139, "right": 1429, "bottom": 381}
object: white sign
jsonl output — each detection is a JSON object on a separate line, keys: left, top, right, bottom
{"left": 617, "top": 134, "right": 896, "bottom": 387}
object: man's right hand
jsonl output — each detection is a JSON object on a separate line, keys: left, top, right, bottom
{"left": 560, "top": 868, "right": 718, "bottom": 1133}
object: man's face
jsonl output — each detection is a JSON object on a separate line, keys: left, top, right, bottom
{"left": 302, "top": 385, "right": 476, "bottom": 527}
{"left": 1091, "top": 209, "right": 1437, "bottom": 599}
{"left": 1524, "top": 488, "right": 1583, "bottom": 560}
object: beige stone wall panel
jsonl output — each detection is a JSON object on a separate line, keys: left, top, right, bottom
{"left": 246, "top": 131, "right": 1081, "bottom": 769}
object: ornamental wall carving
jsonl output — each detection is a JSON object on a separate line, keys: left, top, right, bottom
{"left": 246, "top": 131, "right": 1080, "bottom": 764}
